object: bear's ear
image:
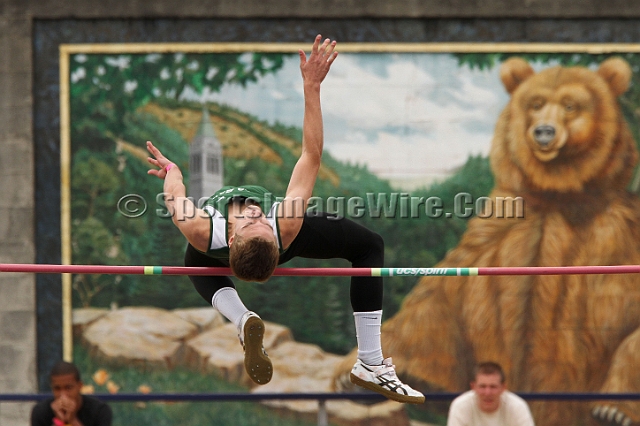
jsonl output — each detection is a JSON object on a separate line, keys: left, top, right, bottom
{"left": 597, "top": 57, "right": 632, "bottom": 96}
{"left": 499, "top": 57, "right": 535, "bottom": 94}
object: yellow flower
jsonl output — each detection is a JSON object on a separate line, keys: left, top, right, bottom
{"left": 106, "top": 380, "right": 120, "bottom": 394}
{"left": 92, "top": 369, "right": 109, "bottom": 386}
{"left": 137, "top": 384, "right": 152, "bottom": 394}
{"left": 80, "top": 384, "right": 95, "bottom": 394}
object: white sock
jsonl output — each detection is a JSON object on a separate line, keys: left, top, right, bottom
{"left": 354, "top": 310, "right": 384, "bottom": 365}
{"left": 211, "top": 287, "right": 249, "bottom": 328}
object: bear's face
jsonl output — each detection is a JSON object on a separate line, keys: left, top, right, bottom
{"left": 513, "top": 75, "right": 598, "bottom": 162}
{"left": 494, "top": 57, "right": 636, "bottom": 193}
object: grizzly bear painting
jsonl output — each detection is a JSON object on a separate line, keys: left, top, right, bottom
{"left": 335, "top": 57, "right": 640, "bottom": 426}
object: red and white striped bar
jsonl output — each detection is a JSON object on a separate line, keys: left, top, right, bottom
{"left": 1, "top": 263, "right": 640, "bottom": 277}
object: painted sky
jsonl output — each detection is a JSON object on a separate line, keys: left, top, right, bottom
{"left": 187, "top": 52, "right": 511, "bottom": 190}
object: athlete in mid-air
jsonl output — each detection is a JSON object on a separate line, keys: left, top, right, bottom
{"left": 147, "top": 34, "right": 424, "bottom": 404}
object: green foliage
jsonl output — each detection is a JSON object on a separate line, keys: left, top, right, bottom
{"left": 406, "top": 404, "right": 448, "bottom": 426}
{"left": 70, "top": 102, "right": 198, "bottom": 309}
{"left": 371, "top": 155, "right": 494, "bottom": 317}
{"left": 67, "top": 51, "right": 530, "bottom": 354}
{"left": 70, "top": 52, "right": 287, "bottom": 138}
{"left": 69, "top": 96, "right": 494, "bottom": 351}
{"left": 270, "top": 121, "right": 303, "bottom": 142}
{"left": 67, "top": 51, "right": 640, "bottom": 425}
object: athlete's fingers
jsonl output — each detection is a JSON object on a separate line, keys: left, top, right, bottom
{"left": 298, "top": 49, "right": 307, "bottom": 67}
{"left": 311, "top": 34, "right": 322, "bottom": 54}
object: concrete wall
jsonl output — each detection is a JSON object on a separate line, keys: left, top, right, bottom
{"left": 0, "top": 12, "right": 37, "bottom": 424}
{"left": 4, "top": 1, "right": 640, "bottom": 424}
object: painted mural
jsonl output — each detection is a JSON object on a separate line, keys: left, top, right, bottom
{"left": 62, "top": 44, "right": 640, "bottom": 425}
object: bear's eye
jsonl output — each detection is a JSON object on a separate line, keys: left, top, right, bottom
{"left": 564, "top": 103, "right": 577, "bottom": 112}
{"left": 530, "top": 98, "right": 545, "bottom": 110}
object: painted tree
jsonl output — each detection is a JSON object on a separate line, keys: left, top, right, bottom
{"left": 69, "top": 51, "right": 286, "bottom": 139}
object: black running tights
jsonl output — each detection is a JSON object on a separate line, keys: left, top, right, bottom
{"left": 184, "top": 212, "right": 384, "bottom": 312}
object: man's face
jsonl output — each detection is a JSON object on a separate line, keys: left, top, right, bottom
{"left": 471, "top": 373, "right": 505, "bottom": 413}
{"left": 51, "top": 373, "right": 82, "bottom": 403}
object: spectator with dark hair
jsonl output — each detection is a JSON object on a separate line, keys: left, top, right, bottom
{"left": 447, "top": 361, "right": 534, "bottom": 426}
{"left": 31, "top": 361, "right": 112, "bottom": 426}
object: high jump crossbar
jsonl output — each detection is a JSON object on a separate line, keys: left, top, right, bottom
{"left": 2, "top": 263, "right": 640, "bottom": 276}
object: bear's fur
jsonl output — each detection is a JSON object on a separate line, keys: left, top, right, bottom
{"left": 334, "top": 57, "right": 640, "bottom": 426}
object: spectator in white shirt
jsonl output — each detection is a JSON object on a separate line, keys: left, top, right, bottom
{"left": 447, "top": 361, "right": 535, "bottom": 426}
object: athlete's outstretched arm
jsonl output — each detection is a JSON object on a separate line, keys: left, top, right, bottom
{"left": 146, "top": 141, "right": 210, "bottom": 251}
{"left": 280, "top": 34, "right": 338, "bottom": 245}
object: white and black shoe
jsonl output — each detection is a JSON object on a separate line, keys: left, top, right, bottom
{"left": 238, "top": 311, "right": 272, "bottom": 385}
{"left": 350, "top": 357, "right": 425, "bottom": 404}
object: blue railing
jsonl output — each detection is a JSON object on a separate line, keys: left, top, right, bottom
{"left": 7, "top": 392, "right": 640, "bottom": 426}
{"left": 4, "top": 392, "right": 640, "bottom": 402}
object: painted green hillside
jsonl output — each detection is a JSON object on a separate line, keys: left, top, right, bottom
{"left": 69, "top": 98, "right": 494, "bottom": 355}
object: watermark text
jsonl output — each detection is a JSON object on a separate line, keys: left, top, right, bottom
{"left": 116, "top": 192, "right": 525, "bottom": 220}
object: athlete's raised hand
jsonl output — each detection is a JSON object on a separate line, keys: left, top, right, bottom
{"left": 299, "top": 34, "right": 338, "bottom": 85}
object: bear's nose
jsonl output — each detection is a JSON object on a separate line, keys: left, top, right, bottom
{"left": 534, "top": 125, "right": 556, "bottom": 146}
